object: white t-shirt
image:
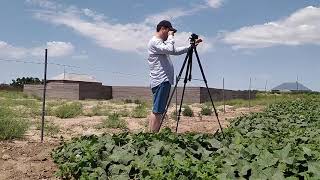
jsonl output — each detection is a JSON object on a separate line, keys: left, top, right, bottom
{"left": 147, "top": 35, "right": 189, "bottom": 88}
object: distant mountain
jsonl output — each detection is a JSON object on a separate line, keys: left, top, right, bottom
{"left": 272, "top": 82, "right": 311, "bottom": 92}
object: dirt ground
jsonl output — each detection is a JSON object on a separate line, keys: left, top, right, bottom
{"left": 0, "top": 105, "right": 263, "bottom": 180}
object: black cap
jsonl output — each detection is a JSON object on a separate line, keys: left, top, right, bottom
{"left": 157, "top": 20, "right": 177, "bottom": 33}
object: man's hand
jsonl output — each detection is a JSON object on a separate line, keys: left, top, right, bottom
{"left": 195, "top": 39, "right": 203, "bottom": 45}
{"left": 168, "top": 31, "right": 175, "bottom": 36}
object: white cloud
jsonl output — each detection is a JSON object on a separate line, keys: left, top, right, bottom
{"left": 0, "top": 41, "right": 74, "bottom": 59}
{"left": 144, "top": 8, "right": 200, "bottom": 25}
{"left": 31, "top": 41, "right": 75, "bottom": 57}
{"left": 47, "top": 41, "right": 74, "bottom": 57}
{"left": 30, "top": 2, "right": 214, "bottom": 54}
{"left": 223, "top": 6, "right": 320, "bottom": 49}
{"left": 71, "top": 54, "right": 89, "bottom": 60}
{"left": 206, "top": 0, "right": 224, "bottom": 9}
{"left": 0, "top": 41, "right": 28, "bottom": 59}
{"left": 25, "top": 0, "right": 59, "bottom": 9}
{"left": 33, "top": 9, "right": 154, "bottom": 53}
{"left": 143, "top": 0, "right": 224, "bottom": 25}
{"left": 71, "top": 50, "right": 88, "bottom": 60}
{"left": 82, "top": 8, "right": 105, "bottom": 22}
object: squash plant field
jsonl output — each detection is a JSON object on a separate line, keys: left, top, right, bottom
{"left": 52, "top": 97, "right": 320, "bottom": 179}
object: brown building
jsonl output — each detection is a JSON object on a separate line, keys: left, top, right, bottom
{"left": 24, "top": 73, "right": 255, "bottom": 103}
{"left": 24, "top": 73, "right": 112, "bottom": 100}
{"left": 112, "top": 86, "right": 254, "bottom": 103}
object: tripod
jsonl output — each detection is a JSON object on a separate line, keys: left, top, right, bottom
{"left": 158, "top": 34, "right": 224, "bottom": 135}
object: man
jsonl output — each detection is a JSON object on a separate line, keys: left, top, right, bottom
{"left": 147, "top": 20, "right": 202, "bottom": 132}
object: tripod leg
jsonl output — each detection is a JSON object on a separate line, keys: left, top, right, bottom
{"left": 194, "top": 47, "right": 224, "bottom": 135}
{"left": 188, "top": 52, "right": 192, "bottom": 81}
{"left": 176, "top": 55, "right": 192, "bottom": 132}
{"left": 157, "top": 47, "right": 191, "bottom": 132}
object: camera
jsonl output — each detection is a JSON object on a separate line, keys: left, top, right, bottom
{"left": 189, "top": 33, "right": 199, "bottom": 44}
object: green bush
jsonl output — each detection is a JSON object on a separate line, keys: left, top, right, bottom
{"left": 54, "top": 102, "right": 83, "bottom": 119}
{"left": 134, "top": 99, "right": 142, "bottom": 104}
{"left": 201, "top": 105, "right": 212, "bottom": 116}
{"left": 0, "top": 91, "right": 32, "bottom": 99}
{"left": 101, "top": 113, "right": 127, "bottom": 129}
{"left": 47, "top": 100, "right": 66, "bottom": 107}
{"left": 182, "top": 105, "right": 193, "bottom": 117}
{"left": 1, "top": 98, "right": 39, "bottom": 108}
{"left": 124, "top": 99, "right": 133, "bottom": 104}
{"left": 0, "top": 107, "right": 29, "bottom": 140}
{"left": 118, "top": 109, "right": 130, "bottom": 117}
{"left": 131, "top": 104, "right": 148, "bottom": 118}
{"left": 91, "top": 105, "right": 109, "bottom": 116}
{"left": 45, "top": 106, "right": 55, "bottom": 116}
{"left": 170, "top": 110, "right": 177, "bottom": 120}
{"left": 0, "top": 91, "right": 41, "bottom": 118}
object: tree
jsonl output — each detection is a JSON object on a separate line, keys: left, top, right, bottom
{"left": 10, "top": 77, "right": 43, "bottom": 88}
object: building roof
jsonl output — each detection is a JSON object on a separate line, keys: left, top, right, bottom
{"left": 49, "top": 73, "right": 99, "bottom": 83}
{"left": 272, "top": 82, "right": 311, "bottom": 92}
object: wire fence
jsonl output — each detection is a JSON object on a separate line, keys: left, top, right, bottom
{"left": 0, "top": 58, "right": 144, "bottom": 79}
{"left": 0, "top": 49, "right": 313, "bottom": 142}
{"left": 0, "top": 57, "right": 304, "bottom": 92}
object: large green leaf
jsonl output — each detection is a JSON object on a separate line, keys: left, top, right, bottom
{"left": 256, "top": 150, "right": 278, "bottom": 168}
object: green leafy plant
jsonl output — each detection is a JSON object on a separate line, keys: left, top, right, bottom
{"left": 52, "top": 97, "right": 320, "bottom": 179}
{"left": 52, "top": 128, "right": 221, "bottom": 179}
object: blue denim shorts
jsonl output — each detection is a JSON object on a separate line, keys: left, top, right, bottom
{"left": 151, "top": 81, "right": 171, "bottom": 114}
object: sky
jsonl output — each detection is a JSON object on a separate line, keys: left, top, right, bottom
{"left": 0, "top": 0, "right": 319, "bottom": 91}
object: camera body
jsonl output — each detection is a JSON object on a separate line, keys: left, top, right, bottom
{"left": 190, "top": 33, "right": 199, "bottom": 44}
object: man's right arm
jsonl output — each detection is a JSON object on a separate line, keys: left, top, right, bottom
{"left": 150, "top": 35, "right": 175, "bottom": 54}
{"left": 150, "top": 35, "right": 189, "bottom": 55}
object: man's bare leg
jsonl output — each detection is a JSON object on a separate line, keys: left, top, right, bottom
{"left": 149, "top": 112, "right": 162, "bottom": 132}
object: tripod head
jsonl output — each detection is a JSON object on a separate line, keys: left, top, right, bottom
{"left": 189, "top": 33, "right": 203, "bottom": 48}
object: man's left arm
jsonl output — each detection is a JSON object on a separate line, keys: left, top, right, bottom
{"left": 171, "top": 46, "right": 190, "bottom": 55}
{"left": 171, "top": 39, "right": 202, "bottom": 56}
